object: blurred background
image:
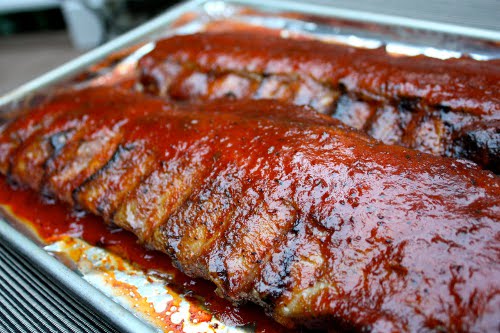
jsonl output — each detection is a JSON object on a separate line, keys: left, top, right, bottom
{"left": 0, "top": 0, "right": 498, "bottom": 94}
{"left": 0, "top": 0, "right": 180, "bottom": 94}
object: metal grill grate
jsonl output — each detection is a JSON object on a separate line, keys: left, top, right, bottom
{"left": 0, "top": 241, "right": 121, "bottom": 333}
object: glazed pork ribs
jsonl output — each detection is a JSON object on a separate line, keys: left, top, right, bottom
{"left": 138, "top": 32, "right": 500, "bottom": 173}
{"left": 1, "top": 87, "right": 499, "bottom": 331}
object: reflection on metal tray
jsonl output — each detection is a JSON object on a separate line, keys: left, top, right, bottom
{"left": 0, "top": 0, "right": 499, "bottom": 332}
{"left": 0, "top": 219, "right": 158, "bottom": 333}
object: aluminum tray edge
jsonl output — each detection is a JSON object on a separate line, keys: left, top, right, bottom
{"left": 2, "top": 0, "right": 500, "bottom": 109}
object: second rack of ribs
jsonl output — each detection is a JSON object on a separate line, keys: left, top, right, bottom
{"left": 138, "top": 31, "right": 500, "bottom": 173}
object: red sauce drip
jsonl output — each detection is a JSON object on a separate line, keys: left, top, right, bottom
{"left": 0, "top": 176, "right": 288, "bottom": 332}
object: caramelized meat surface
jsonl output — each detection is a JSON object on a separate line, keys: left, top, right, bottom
{"left": 1, "top": 87, "right": 499, "bottom": 331}
{"left": 138, "top": 32, "right": 500, "bottom": 173}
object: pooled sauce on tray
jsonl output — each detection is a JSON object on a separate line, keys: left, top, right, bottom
{"left": 0, "top": 176, "right": 288, "bottom": 332}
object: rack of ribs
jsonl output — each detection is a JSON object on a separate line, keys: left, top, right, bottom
{"left": 0, "top": 87, "right": 499, "bottom": 331}
{"left": 138, "top": 32, "right": 500, "bottom": 173}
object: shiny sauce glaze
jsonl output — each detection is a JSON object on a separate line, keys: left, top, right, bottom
{"left": 1, "top": 87, "right": 499, "bottom": 331}
{"left": 0, "top": 176, "right": 288, "bottom": 333}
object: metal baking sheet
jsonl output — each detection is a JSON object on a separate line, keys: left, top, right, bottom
{"left": 0, "top": 1, "right": 499, "bottom": 332}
